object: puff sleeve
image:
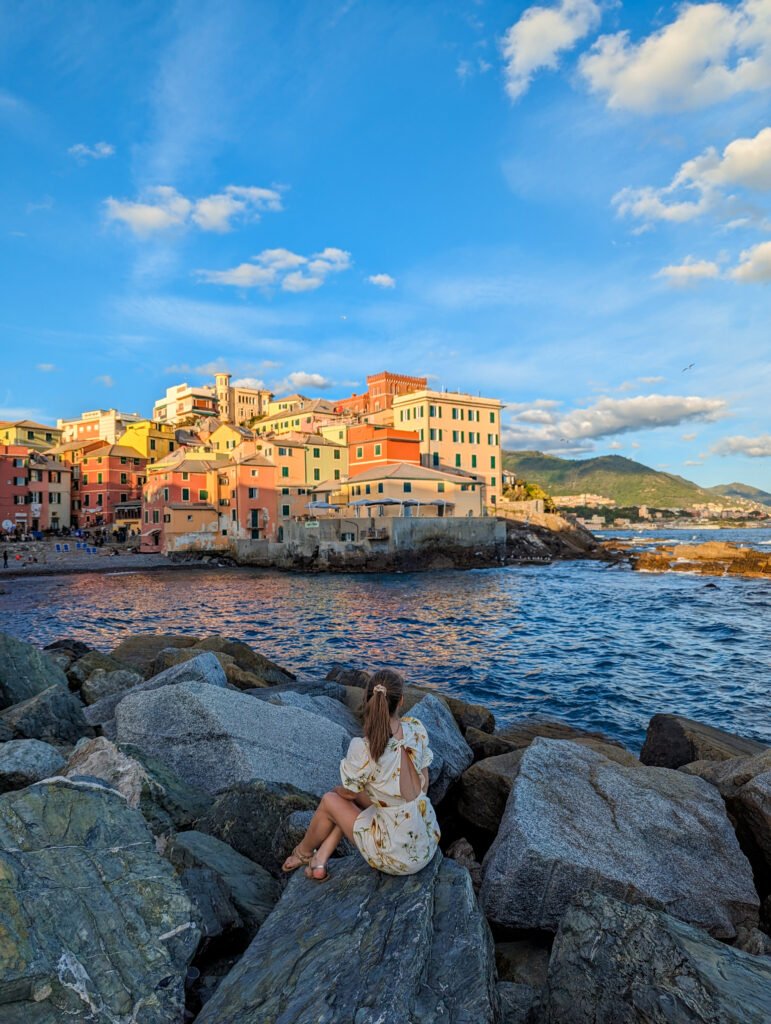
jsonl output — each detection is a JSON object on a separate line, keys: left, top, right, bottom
{"left": 340, "top": 736, "right": 372, "bottom": 792}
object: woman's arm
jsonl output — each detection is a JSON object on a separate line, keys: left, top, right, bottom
{"left": 333, "top": 785, "right": 362, "bottom": 802}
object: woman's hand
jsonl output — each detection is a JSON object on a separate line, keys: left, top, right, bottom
{"left": 333, "top": 785, "right": 361, "bottom": 801}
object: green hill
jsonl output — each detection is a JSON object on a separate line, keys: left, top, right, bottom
{"left": 502, "top": 451, "right": 739, "bottom": 508}
{"left": 709, "top": 482, "right": 771, "bottom": 507}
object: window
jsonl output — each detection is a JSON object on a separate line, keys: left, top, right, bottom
{"left": 278, "top": 447, "right": 287, "bottom": 456}
{"left": 120, "top": 473, "right": 127, "bottom": 484}
{"left": 374, "top": 444, "right": 381, "bottom": 456}
{"left": 45, "top": 432, "right": 52, "bottom": 442}
{"left": 182, "top": 471, "right": 189, "bottom": 480}
{"left": 488, "top": 434, "right": 495, "bottom": 445}
{"left": 27, "top": 430, "right": 34, "bottom": 440}
{"left": 471, "top": 455, "right": 477, "bottom": 468}
{"left": 313, "top": 468, "right": 320, "bottom": 481}
{"left": 429, "top": 405, "right": 436, "bottom": 417}
{"left": 282, "top": 466, "right": 289, "bottom": 478}
{"left": 432, "top": 452, "right": 439, "bottom": 466}
{"left": 403, "top": 481, "right": 412, "bottom": 493}
{"left": 97, "top": 494, "right": 103, "bottom": 506}
{"left": 365, "top": 484, "right": 371, "bottom": 495}
{"left": 491, "top": 456, "right": 496, "bottom": 469}
{"left": 163, "top": 513, "right": 171, "bottom": 523}
{"left": 438, "top": 429, "right": 443, "bottom": 441}
{"left": 152, "top": 509, "right": 159, "bottom": 523}
{"left": 453, "top": 431, "right": 459, "bottom": 443}
{"left": 378, "top": 482, "right": 384, "bottom": 493}
{"left": 232, "top": 509, "right": 237, "bottom": 521}
{"left": 182, "top": 488, "right": 190, "bottom": 501}
{"left": 121, "top": 493, "right": 127, "bottom": 502}
{"left": 134, "top": 458, "right": 140, "bottom": 466}
{"left": 452, "top": 408, "right": 459, "bottom": 420}
{"left": 150, "top": 439, "right": 156, "bottom": 450}
{"left": 199, "top": 489, "right": 208, "bottom": 500}
{"left": 455, "top": 454, "right": 461, "bottom": 467}
{"left": 438, "top": 482, "right": 445, "bottom": 493}
{"left": 356, "top": 447, "right": 363, "bottom": 458}
{"left": 491, "top": 477, "right": 496, "bottom": 486}
{"left": 282, "top": 487, "right": 289, "bottom": 495}
{"left": 313, "top": 447, "right": 320, "bottom": 458}
{"left": 333, "top": 449, "right": 340, "bottom": 460}
{"left": 282, "top": 504, "right": 290, "bottom": 516}
{"left": 490, "top": 412, "right": 495, "bottom": 423}
{"left": 248, "top": 487, "right": 258, "bottom": 499}
{"left": 334, "top": 469, "right": 340, "bottom": 480}
{"left": 120, "top": 457, "right": 127, "bottom": 465}
{"left": 430, "top": 428, "right": 436, "bottom": 441}
{"left": 14, "top": 476, "right": 25, "bottom": 486}
{"left": 145, "top": 510, "right": 149, "bottom": 522}
{"left": 420, "top": 429, "right": 424, "bottom": 441}
{"left": 97, "top": 473, "right": 102, "bottom": 484}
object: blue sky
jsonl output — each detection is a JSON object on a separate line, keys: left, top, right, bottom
{"left": 2, "top": 0, "right": 770, "bottom": 488}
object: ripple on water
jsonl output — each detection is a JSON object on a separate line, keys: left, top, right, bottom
{"left": 1, "top": 558, "right": 771, "bottom": 753}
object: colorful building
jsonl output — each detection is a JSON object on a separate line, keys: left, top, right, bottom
{"left": 391, "top": 389, "right": 503, "bottom": 504}
{"left": 0, "top": 420, "right": 63, "bottom": 453}
{"left": 336, "top": 371, "right": 427, "bottom": 416}
{"left": 208, "top": 422, "right": 254, "bottom": 452}
{"left": 253, "top": 398, "right": 342, "bottom": 438}
{"left": 319, "top": 462, "right": 484, "bottom": 517}
{"left": 57, "top": 408, "right": 143, "bottom": 445}
{"left": 347, "top": 424, "right": 421, "bottom": 476}
{"left": 266, "top": 393, "right": 308, "bottom": 416}
{"left": 76, "top": 444, "right": 148, "bottom": 527}
{"left": 0, "top": 446, "right": 72, "bottom": 533}
{"left": 153, "top": 382, "right": 218, "bottom": 425}
{"left": 214, "top": 373, "right": 272, "bottom": 425}
{"left": 260, "top": 438, "right": 308, "bottom": 519}
{"left": 120, "top": 420, "right": 177, "bottom": 461}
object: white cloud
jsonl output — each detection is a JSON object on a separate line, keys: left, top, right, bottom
{"left": 711, "top": 434, "right": 771, "bottom": 457}
{"left": 456, "top": 58, "right": 493, "bottom": 82}
{"left": 503, "top": 393, "right": 729, "bottom": 450}
{"left": 655, "top": 257, "right": 720, "bottom": 287}
{"left": 68, "top": 141, "right": 115, "bottom": 161}
{"left": 94, "top": 375, "right": 114, "bottom": 387}
{"left": 502, "top": 0, "right": 601, "bottom": 101}
{"left": 105, "top": 184, "right": 282, "bottom": 236}
{"left": 27, "top": 196, "right": 54, "bottom": 213}
{"left": 606, "top": 441, "right": 623, "bottom": 449}
{"left": 681, "top": 432, "right": 697, "bottom": 441}
{"left": 639, "top": 376, "right": 665, "bottom": 384}
{"left": 198, "top": 247, "right": 352, "bottom": 292}
{"left": 683, "top": 460, "right": 704, "bottom": 465}
{"left": 273, "top": 371, "right": 333, "bottom": 392}
{"left": 613, "top": 126, "right": 771, "bottom": 229}
{"left": 730, "top": 240, "right": 771, "bottom": 281}
{"left": 581, "top": 0, "right": 771, "bottom": 113}
{"left": 36, "top": 363, "right": 55, "bottom": 372}
{"left": 368, "top": 273, "right": 396, "bottom": 288}
{"left": 231, "top": 377, "right": 266, "bottom": 390}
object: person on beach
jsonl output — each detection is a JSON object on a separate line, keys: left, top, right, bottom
{"left": 281, "top": 669, "right": 440, "bottom": 882}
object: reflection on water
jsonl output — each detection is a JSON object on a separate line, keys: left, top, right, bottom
{"left": 3, "top": 555, "right": 770, "bottom": 752}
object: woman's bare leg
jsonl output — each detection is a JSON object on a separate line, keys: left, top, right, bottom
{"left": 282, "top": 792, "right": 360, "bottom": 871}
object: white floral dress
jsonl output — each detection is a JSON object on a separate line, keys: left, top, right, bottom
{"left": 340, "top": 715, "right": 441, "bottom": 876}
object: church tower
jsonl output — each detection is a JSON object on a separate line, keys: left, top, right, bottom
{"left": 215, "top": 372, "right": 232, "bottom": 423}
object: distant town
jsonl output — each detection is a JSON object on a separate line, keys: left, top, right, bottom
{"left": 0, "top": 371, "right": 507, "bottom": 554}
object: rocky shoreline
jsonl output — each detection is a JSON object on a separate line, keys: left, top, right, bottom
{"left": 0, "top": 630, "right": 769, "bottom": 1022}
{"left": 605, "top": 537, "right": 771, "bottom": 579}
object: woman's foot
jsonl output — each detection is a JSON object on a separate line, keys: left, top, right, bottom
{"left": 304, "top": 860, "right": 330, "bottom": 883}
{"left": 281, "top": 844, "right": 313, "bottom": 873}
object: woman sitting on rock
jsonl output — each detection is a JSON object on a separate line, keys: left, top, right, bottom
{"left": 282, "top": 669, "right": 441, "bottom": 882}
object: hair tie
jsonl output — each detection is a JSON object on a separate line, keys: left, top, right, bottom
{"left": 373, "top": 684, "right": 387, "bottom": 695}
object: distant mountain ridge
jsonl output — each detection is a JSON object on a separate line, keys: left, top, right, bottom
{"left": 708, "top": 482, "right": 771, "bottom": 507}
{"left": 501, "top": 451, "right": 760, "bottom": 509}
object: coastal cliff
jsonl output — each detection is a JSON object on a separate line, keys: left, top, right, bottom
{"left": 0, "top": 630, "right": 769, "bottom": 1023}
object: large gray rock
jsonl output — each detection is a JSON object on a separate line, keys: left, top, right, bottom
{"left": 192, "top": 636, "right": 295, "bottom": 684}
{"left": 195, "top": 853, "right": 499, "bottom": 1024}
{"left": 0, "top": 778, "right": 199, "bottom": 1024}
{"left": 541, "top": 890, "right": 771, "bottom": 1024}
{"left": 83, "top": 651, "right": 227, "bottom": 736}
{"left": 116, "top": 679, "right": 350, "bottom": 797}
{"left": 0, "top": 739, "right": 65, "bottom": 793}
{"left": 497, "top": 717, "right": 625, "bottom": 750}
{"left": 481, "top": 738, "right": 759, "bottom": 939}
{"left": 63, "top": 737, "right": 212, "bottom": 837}
{"left": 262, "top": 690, "right": 361, "bottom": 735}
{"left": 406, "top": 693, "right": 474, "bottom": 803}
{"left": 80, "top": 667, "right": 144, "bottom": 705}
{"left": 641, "top": 713, "right": 767, "bottom": 769}
{"left": 0, "top": 631, "right": 68, "bottom": 709}
{"left": 166, "top": 830, "right": 279, "bottom": 935}
{"left": 67, "top": 650, "right": 131, "bottom": 690}
{"left": 196, "top": 780, "right": 318, "bottom": 876}
{"left": 0, "top": 684, "right": 89, "bottom": 744}
{"left": 498, "top": 981, "right": 541, "bottom": 1024}
{"left": 109, "top": 633, "right": 199, "bottom": 676}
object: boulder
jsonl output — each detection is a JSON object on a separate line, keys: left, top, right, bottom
{"left": 166, "top": 831, "right": 279, "bottom": 935}
{"left": 116, "top": 680, "right": 350, "bottom": 799}
{"left": 63, "top": 737, "right": 212, "bottom": 836}
{"left": 440, "top": 694, "right": 495, "bottom": 735}
{"left": 66, "top": 650, "right": 131, "bottom": 690}
{"left": 83, "top": 651, "right": 227, "bottom": 736}
{"left": 0, "top": 720, "right": 12, "bottom": 743}
{"left": 109, "top": 633, "right": 199, "bottom": 677}
{"left": 261, "top": 690, "right": 361, "bottom": 735}
{"left": 195, "top": 780, "right": 318, "bottom": 876}
{"left": 152, "top": 645, "right": 235, "bottom": 676}
{"left": 325, "top": 663, "right": 371, "bottom": 688}
{"left": 195, "top": 853, "right": 500, "bottom": 1024}
{"left": 45, "top": 648, "right": 76, "bottom": 671}
{"left": 480, "top": 738, "right": 759, "bottom": 939}
{"left": 44, "top": 637, "right": 91, "bottom": 660}
{"left": 497, "top": 718, "right": 624, "bottom": 750}
{"left": 446, "top": 836, "right": 483, "bottom": 892}
{"left": 406, "top": 693, "right": 474, "bottom": 804}
{"left": 640, "top": 713, "right": 767, "bottom": 769}
{"left": 0, "top": 631, "right": 69, "bottom": 709}
{"left": 0, "top": 739, "right": 65, "bottom": 793}
{"left": 498, "top": 981, "right": 541, "bottom": 1024}
{"left": 465, "top": 726, "right": 519, "bottom": 761}
{"left": 0, "top": 685, "right": 89, "bottom": 744}
{"left": 80, "top": 667, "right": 144, "bottom": 705}
{"left": 541, "top": 890, "right": 771, "bottom": 1024}
{"left": 176, "top": 865, "right": 243, "bottom": 941}
{"left": 0, "top": 779, "right": 199, "bottom": 1023}
{"left": 495, "top": 939, "right": 550, "bottom": 988}
{"left": 458, "top": 749, "right": 526, "bottom": 834}
{"left": 192, "top": 636, "right": 295, "bottom": 684}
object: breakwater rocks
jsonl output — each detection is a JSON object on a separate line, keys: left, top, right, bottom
{"left": 619, "top": 539, "right": 771, "bottom": 579}
{"left": 0, "top": 630, "right": 769, "bottom": 1023}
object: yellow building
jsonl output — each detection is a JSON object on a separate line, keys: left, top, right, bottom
{"left": 391, "top": 390, "right": 503, "bottom": 504}
{"left": 320, "top": 423, "right": 350, "bottom": 446}
{"left": 208, "top": 422, "right": 254, "bottom": 452}
{"left": 0, "top": 420, "right": 63, "bottom": 452}
{"left": 266, "top": 393, "right": 307, "bottom": 416}
{"left": 319, "top": 463, "right": 484, "bottom": 517}
{"left": 120, "top": 420, "right": 177, "bottom": 460}
{"left": 252, "top": 398, "right": 342, "bottom": 437}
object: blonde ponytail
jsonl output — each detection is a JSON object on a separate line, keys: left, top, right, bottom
{"left": 364, "top": 669, "right": 404, "bottom": 761}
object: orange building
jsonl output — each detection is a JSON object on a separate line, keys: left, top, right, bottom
{"left": 347, "top": 424, "right": 421, "bottom": 476}
{"left": 260, "top": 438, "right": 308, "bottom": 519}
{"left": 335, "top": 371, "right": 427, "bottom": 416}
{"left": 77, "top": 444, "right": 148, "bottom": 527}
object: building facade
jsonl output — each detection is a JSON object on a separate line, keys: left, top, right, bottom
{"left": 76, "top": 444, "right": 147, "bottom": 527}
{"left": 0, "top": 446, "right": 72, "bottom": 533}
{"left": 0, "top": 421, "right": 63, "bottom": 452}
{"left": 320, "top": 462, "right": 484, "bottom": 517}
{"left": 214, "top": 373, "right": 272, "bottom": 424}
{"left": 336, "top": 371, "right": 427, "bottom": 416}
{"left": 57, "top": 409, "right": 144, "bottom": 445}
{"left": 153, "top": 383, "right": 218, "bottom": 425}
{"left": 347, "top": 424, "right": 421, "bottom": 476}
{"left": 391, "top": 389, "right": 503, "bottom": 504}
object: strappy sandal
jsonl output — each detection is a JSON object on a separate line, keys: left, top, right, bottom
{"left": 281, "top": 845, "right": 313, "bottom": 873}
{"left": 304, "top": 860, "right": 330, "bottom": 883}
